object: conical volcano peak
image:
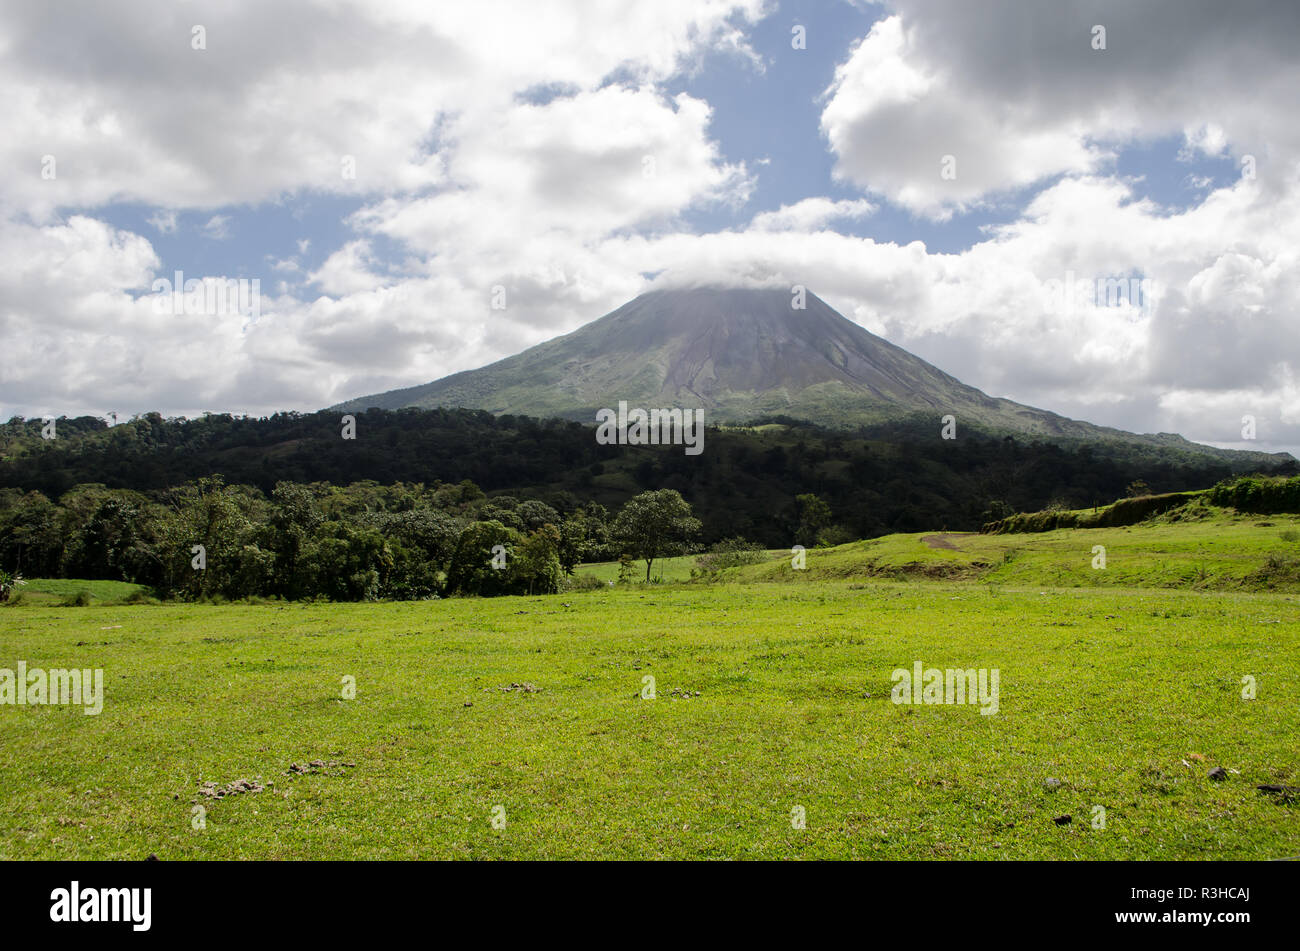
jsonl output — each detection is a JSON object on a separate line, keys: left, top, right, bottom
{"left": 332, "top": 286, "right": 1145, "bottom": 442}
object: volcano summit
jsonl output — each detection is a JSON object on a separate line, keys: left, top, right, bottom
{"left": 334, "top": 286, "right": 1282, "bottom": 461}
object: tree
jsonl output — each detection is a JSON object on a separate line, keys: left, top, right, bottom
{"left": 980, "top": 500, "right": 1015, "bottom": 524}
{"left": 556, "top": 504, "right": 609, "bottom": 575}
{"left": 512, "top": 524, "right": 562, "bottom": 594}
{"left": 0, "top": 490, "right": 64, "bottom": 578}
{"left": 1126, "top": 480, "right": 1152, "bottom": 498}
{"left": 145, "top": 477, "right": 266, "bottom": 600}
{"left": 795, "top": 493, "right": 833, "bottom": 547}
{"left": 307, "top": 522, "right": 392, "bottom": 601}
{"left": 515, "top": 499, "right": 560, "bottom": 533}
{"left": 611, "top": 489, "right": 701, "bottom": 582}
{"left": 363, "top": 507, "right": 460, "bottom": 572}
{"left": 268, "top": 482, "right": 324, "bottom": 599}
{"left": 557, "top": 514, "right": 589, "bottom": 576}
{"left": 444, "top": 520, "right": 518, "bottom": 596}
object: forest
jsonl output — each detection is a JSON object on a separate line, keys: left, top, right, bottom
{"left": 0, "top": 408, "right": 1292, "bottom": 601}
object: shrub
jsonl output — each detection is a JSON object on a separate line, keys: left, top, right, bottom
{"left": 695, "top": 537, "right": 766, "bottom": 574}
{"left": 0, "top": 569, "right": 24, "bottom": 603}
{"left": 984, "top": 492, "right": 1200, "bottom": 534}
{"left": 63, "top": 589, "right": 93, "bottom": 607}
{"left": 1208, "top": 475, "right": 1300, "bottom": 514}
{"left": 817, "top": 525, "right": 857, "bottom": 548}
{"left": 1250, "top": 551, "right": 1300, "bottom": 588}
{"left": 561, "top": 573, "right": 605, "bottom": 592}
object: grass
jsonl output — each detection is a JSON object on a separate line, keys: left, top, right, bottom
{"left": 3, "top": 510, "right": 1298, "bottom": 860}
{"left": 725, "top": 508, "right": 1300, "bottom": 591}
{"left": 2, "top": 585, "right": 1297, "bottom": 859}
{"left": 5, "top": 578, "right": 149, "bottom": 607}
{"left": 576, "top": 553, "right": 705, "bottom": 584}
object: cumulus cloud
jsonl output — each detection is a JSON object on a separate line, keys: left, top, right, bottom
{"left": 820, "top": 0, "right": 1300, "bottom": 218}
{"left": 750, "top": 197, "right": 875, "bottom": 231}
{"left": 1, "top": 0, "right": 1298, "bottom": 459}
{"left": 0, "top": 0, "right": 766, "bottom": 218}
{"left": 0, "top": 0, "right": 766, "bottom": 419}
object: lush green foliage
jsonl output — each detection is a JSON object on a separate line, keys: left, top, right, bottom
{"left": 692, "top": 538, "right": 768, "bottom": 577}
{"left": 983, "top": 491, "right": 1203, "bottom": 533}
{"left": 1207, "top": 475, "right": 1300, "bottom": 513}
{"left": 0, "top": 568, "right": 22, "bottom": 602}
{"left": 989, "top": 476, "right": 1300, "bottom": 534}
{"left": 610, "top": 489, "right": 701, "bottom": 582}
{"left": 0, "top": 479, "right": 615, "bottom": 602}
{"left": 3, "top": 409, "right": 1291, "bottom": 546}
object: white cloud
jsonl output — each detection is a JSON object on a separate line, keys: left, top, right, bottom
{"left": 201, "top": 214, "right": 232, "bottom": 240}
{"left": 308, "top": 240, "right": 387, "bottom": 296}
{"left": 0, "top": 0, "right": 766, "bottom": 218}
{"left": 2, "top": 0, "right": 1299, "bottom": 460}
{"left": 820, "top": 15, "right": 1102, "bottom": 219}
{"left": 147, "top": 209, "right": 177, "bottom": 234}
{"left": 0, "top": 0, "right": 767, "bottom": 418}
{"left": 750, "top": 197, "right": 875, "bottom": 232}
{"left": 820, "top": 1, "right": 1300, "bottom": 218}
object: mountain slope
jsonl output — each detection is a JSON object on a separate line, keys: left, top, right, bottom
{"left": 333, "top": 287, "right": 1285, "bottom": 462}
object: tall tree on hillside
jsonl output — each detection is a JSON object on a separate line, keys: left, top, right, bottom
{"left": 611, "top": 489, "right": 701, "bottom": 582}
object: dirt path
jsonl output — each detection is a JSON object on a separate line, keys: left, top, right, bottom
{"left": 920, "top": 533, "right": 978, "bottom": 550}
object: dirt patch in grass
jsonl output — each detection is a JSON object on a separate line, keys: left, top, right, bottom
{"left": 861, "top": 561, "right": 993, "bottom": 581}
{"left": 194, "top": 778, "right": 267, "bottom": 801}
{"left": 498, "top": 682, "right": 543, "bottom": 693}
{"left": 921, "top": 533, "right": 977, "bottom": 550}
{"left": 287, "top": 759, "right": 356, "bottom": 776}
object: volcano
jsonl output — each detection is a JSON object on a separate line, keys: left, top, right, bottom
{"left": 332, "top": 286, "right": 1283, "bottom": 460}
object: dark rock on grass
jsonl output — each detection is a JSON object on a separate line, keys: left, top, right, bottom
{"left": 1257, "top": 784, "right": 1300, "bottom": 798}
{"left": 499, "top": 682, "right": 541, "bottom": 693}
{"left": 1053, "top": 814, "right": 1072, "bottom": 825}
{"left": 1208, "top": 767, "right": 1227, "bottom": 781}
{"left": 286, "top": 760, "right": 356, "bottom": 776}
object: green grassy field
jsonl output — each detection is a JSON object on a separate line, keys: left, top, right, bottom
{"left": 5, "top": 577, "right": 148, "bottom": 607}
{"left": 3, "top": 511, "right": 1299, "bottom": 860}
{"left": 576, "top": 553, "right": 704, "bottom": 584}
{"left": 723, "top": 508, "right": 1300, "bottom": 591}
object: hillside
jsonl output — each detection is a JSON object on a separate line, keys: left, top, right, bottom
{"left": 702, "top": 495, "right": 1300, "bottom": 593}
